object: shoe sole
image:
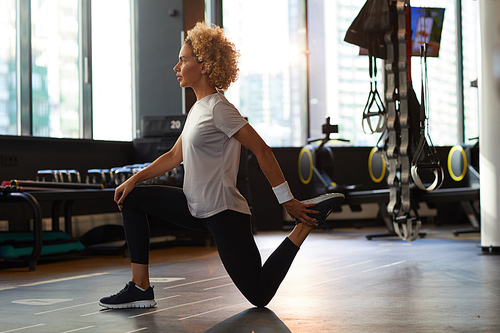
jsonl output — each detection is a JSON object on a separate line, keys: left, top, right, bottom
{"left": 301, "top": 192, "right": 345, "bottom": 206}
{"left": 99, "top": 300, "right": 157, "bottom": 309}
{"left": 298, "top": 193, "right": 345, "bottom": 225}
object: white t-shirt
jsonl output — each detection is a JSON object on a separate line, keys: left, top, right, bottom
{"left": 181, "top": 92, "right": 251, "bottom": 218}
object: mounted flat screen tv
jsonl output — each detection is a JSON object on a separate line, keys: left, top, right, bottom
{"left": 410, "top": 7, "right": 446, "bottom": 57}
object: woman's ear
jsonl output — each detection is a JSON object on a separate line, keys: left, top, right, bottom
{"left": 201, "top": 62, "right": 208, "bottom": 75}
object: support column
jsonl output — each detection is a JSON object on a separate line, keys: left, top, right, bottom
{"left": 478, "top": 0, "right": 500, "bottom": 253}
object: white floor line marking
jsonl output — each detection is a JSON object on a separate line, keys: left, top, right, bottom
{"left": 124, "top": 328, "right": 148, "bottom": 333}
{"left": 0, "top": 323, "right": 46, "bottom": 333}
{"left": 156, "top": 295, "right": 181, "bottom": 301}
{"left": 178, "top": 302, "right": 248, "bottom": 321}
{"left": 59, "top": 326, "right": 95, "bottom": 333}
{"left": 0, "top": 286, "right": 17, "bottom": 291}
{"left": 150, "top": 277, "right": 185, "bottom": 283}
{"left": 362, "top": 260, "right": 407, "bottom": 273}
{"left": 80, "top": 309, "right": 112, "bottom": 317}
{"left": 129, "top": 296, "right": 224, "bottom": 319}
{"left": 304, "top": 275, "right": 350, "bottom": 289}
{"left": 203, "top": 283, "right": 234, "bottom": 291}
{"left": 163, "top": 276, "right": 229, "bottom": 289}
{"left": 13, "top": 299, "right": 73, "bottom": 306}
{"left": 19, "top": 273, "right": 108, "bottom": 287}
{"left": 325, "top": 260, "right": 373, "bottom": 272}
{"left": 309, "top": 259, "right": 341, "bottom": 267}
{"left": 35, "top": 301, "right": 97, "bottom": 315}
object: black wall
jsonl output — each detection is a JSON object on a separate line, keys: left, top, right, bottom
{"left": 0, "top": 136, "right": 134, "bottom": 182}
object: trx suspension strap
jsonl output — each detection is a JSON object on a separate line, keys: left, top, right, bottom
{"left": 410, "top": 43, "right": 445, "bottom": 192}
{"left": 362, "top": 56, "right": 387, "bottom": 134}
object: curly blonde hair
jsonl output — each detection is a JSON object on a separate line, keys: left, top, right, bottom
{"left": 185, "top": 22, "right": 240, "bottom": 91}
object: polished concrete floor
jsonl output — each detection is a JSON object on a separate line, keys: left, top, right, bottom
{"left": 1, "top": 225, "right": 499, "bottom": 332}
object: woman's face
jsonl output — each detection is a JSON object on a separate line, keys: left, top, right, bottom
{"left": 173, "top": 44, "right": 204, "bottom": 88}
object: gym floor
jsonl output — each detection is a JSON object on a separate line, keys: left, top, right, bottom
{"left": 1, "top": 225, "right": 499, "bottom": 333}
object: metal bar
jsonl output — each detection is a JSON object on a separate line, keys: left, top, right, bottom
{"left": 455, "top": 0, "right": 465, "bottom": 143}
{"left": 11, "top": 180, "right": 104, "bottom": 190}
{"left": 0, "top": 192, "right": 43, "bottom": 271}
{"left": 17, "top": 0, "right": 32, "bottom": 136}
{"left": 80, "top": 0, "right": 93, "bottom": 139}
{"left": 51, "top": 200, "right": 62, "bottom": 231}
{"left": 64, "top": 201, "right": 75, "bottom": 237}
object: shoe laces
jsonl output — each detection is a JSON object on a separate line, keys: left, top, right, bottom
{"left": 111, "top": 283, "right": 132, "bottom": 297}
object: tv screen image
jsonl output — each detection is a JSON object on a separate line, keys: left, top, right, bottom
{"left": 410, "top": 7, "right": 446, "bottom": 57}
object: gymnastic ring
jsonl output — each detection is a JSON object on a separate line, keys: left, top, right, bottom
{"left": 447, "top": 145, "right": 467, "bottom": 182}
{"left": 368, "top": 147, "right": 386, "bottom": 183}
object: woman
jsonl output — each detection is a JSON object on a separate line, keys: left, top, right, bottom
{"left": 99, "top": 22, "right": 344, "bottom": 309}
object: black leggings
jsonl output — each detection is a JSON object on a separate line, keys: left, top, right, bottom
{"left": 121, "top": 185, "right": 299, "bottom": 307}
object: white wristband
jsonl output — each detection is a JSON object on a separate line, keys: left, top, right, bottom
{"left": 272, "top": 181, "right": 294, "bottom": 204}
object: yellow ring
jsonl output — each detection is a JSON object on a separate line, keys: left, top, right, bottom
{"left": 298, "top": 147, "right": 313, "bottom": 184}
{"left": 448, "top": 145, "right": 467, "bottom": 182}
{"left": 368, "top": 147, "right": 386, "bottom": 183}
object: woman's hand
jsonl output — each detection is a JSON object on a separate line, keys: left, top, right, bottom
{"left": 114, "top": 178, "right": 137, "bottom": 211}
{"left": 282, "top": 199, "right": 319, "bottom": 227}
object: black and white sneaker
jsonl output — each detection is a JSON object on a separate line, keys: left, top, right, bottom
{"left": 297, "top": 193, "right": 345, "bottom": 226}
{"left": 99, "top": 281, "right": 156, "bottom": 309}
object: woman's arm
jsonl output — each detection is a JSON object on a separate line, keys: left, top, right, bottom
{"left": 114, "top": 135, "right": 183, "bottom": 210}
{"left": 233, "top": 124, "right": 319, "bottom": 226}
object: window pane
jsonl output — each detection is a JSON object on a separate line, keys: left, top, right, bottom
{"left": 31, "top": 0, "right": 80, "bottom": 138}
{"left": 0, "top": 1, "right": 17, "bottom": 135}
{"left": 462, "top": 0, "right": 479, "bottom": 142}
{"left": 223, "top": 0, "right": 307, "bottom": 147}
{"left": 308, "top": 0, "right": 381, "bottom": 146}
{"left": 410, "top": 0, "right": 458, "bottom": 146}
{"left": 92, "top": 0, "right": 132, "bottom": 141}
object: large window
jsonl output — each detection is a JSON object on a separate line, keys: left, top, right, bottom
{"left": 223, "top": 0, "right": 308, "bottom": 147}
{"left": 0, "top": 0, "right": 17, "bottom": 135}
{"left": 410, "top": 0, "right": 458, "bottom": 146}
{"left": 0, "top": 0, "right": 133, "bottom": 140}
{"left": 31, "top": 0, "right": 80, "bottom": 138}
{"left": 0, "top": 1, "right": 480, "bottom": 146}
{"left": 91, "top": 0, "right": 132, "bottom": 141}
{"left": 308, "top": 0, "right": 474, "bottom": 147}
{"left": 308, "top": 0, "right": 382, "bottom": 146}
